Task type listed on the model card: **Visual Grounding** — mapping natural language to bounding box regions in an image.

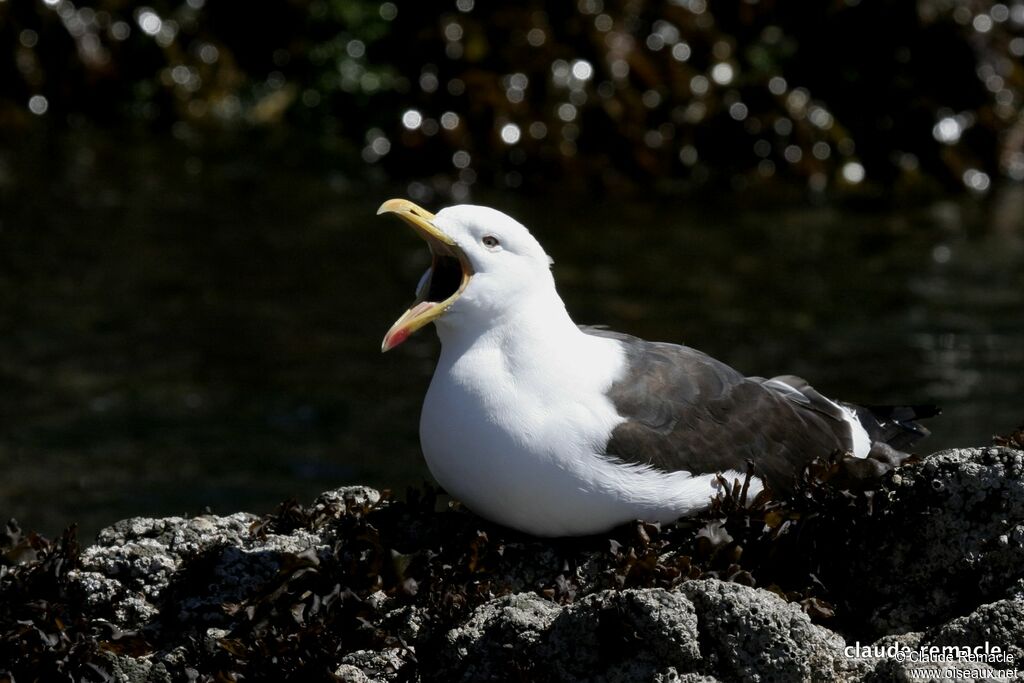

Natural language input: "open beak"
[378,198,473,351]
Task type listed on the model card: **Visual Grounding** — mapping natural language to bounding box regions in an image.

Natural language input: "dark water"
[2,132,1022,541]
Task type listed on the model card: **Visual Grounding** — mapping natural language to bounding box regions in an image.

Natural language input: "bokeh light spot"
[500,123,521,145]
[401,109,423,130]
[110,21,130,40]
[679,145,698,165]
[19,29,39,48]
[137,8,162,36]
[571,59,594,81]
[642,90,662,108]
[28,95,48,115]
[932,116,963,144]
[808,107,833,129]
[711,63,734,85]
[962,168,991,192]
[441,111,460,130]
[671,42,692,62]
[419,71,439,93]
[842,161,866,184]
[199,44,219,64]
[444,22,463,42]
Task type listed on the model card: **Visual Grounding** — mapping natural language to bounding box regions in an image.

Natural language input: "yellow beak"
[377,199,473,352]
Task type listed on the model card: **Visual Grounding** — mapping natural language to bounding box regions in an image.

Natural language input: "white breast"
[419,320,758,536]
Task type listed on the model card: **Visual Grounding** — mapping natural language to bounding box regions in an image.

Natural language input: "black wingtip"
[863,404,941,421]
[854,404,940,451]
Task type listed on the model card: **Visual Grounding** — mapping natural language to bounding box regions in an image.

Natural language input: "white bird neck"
[433,286,586,364]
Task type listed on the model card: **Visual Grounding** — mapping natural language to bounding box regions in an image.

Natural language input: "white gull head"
[432,204,557,324]
[377,200,559,350]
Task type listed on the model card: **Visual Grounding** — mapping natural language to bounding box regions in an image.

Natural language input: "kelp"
[993,423,1024,451]
[0,521,112,682]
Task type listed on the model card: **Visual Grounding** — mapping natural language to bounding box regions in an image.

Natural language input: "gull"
[378,199,934,536]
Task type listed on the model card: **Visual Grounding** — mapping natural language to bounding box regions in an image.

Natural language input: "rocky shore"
[2,439,1023,682]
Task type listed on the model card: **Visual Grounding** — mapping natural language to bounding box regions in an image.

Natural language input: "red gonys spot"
[390,329,410,348]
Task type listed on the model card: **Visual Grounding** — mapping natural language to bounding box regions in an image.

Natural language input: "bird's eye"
[482,235,500,249]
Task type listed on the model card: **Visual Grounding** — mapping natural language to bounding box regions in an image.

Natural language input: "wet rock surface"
[2,446,1023,682]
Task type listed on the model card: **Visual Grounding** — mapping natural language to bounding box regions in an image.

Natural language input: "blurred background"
[1,0,1022,540]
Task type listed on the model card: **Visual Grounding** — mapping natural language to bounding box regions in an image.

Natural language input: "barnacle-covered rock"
[541,588,702,681]
[439,592,561,681]
[679,579,856,682]
[335,648,415,683]
[431,580,868,682]
[3,445,1024,682]
[923,597,1024,663]
[840,447,1024,636]
[67,511,329,630]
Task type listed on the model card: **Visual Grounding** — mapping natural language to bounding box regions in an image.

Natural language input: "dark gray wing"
[581,326,852,491]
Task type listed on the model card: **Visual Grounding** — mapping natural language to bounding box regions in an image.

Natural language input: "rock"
[842,599,1024,682]
[336,648,415,683]
[854,632,924,683]
[542,588,701,682]
[314,486,382,510]
[841,447,1024,636]
[436,588,705,682]
[334,664,374,683]
[6,447,1024,682]
[138,646,196,683]
[67,511,328,630]
[102,651,155,683]
[435,581,861,682]
[439,592,561,681]
[923,597,1024,662]
[680,579,856,683]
